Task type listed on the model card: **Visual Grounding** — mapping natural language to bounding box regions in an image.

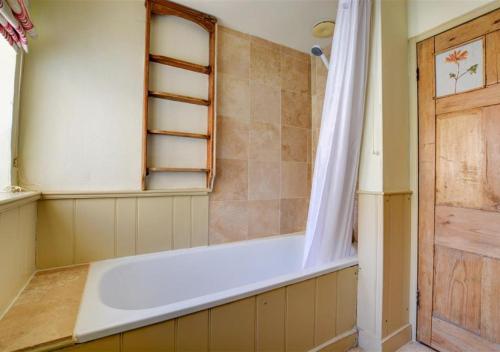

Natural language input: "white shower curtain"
[303,0,371,267]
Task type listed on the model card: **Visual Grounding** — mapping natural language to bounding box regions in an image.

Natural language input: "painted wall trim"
[41,189,209,200]
[410,0,500,42]
[309,328,357,352]
[357,190,413,196]
[0,191,40,213]
[381,324,412,352]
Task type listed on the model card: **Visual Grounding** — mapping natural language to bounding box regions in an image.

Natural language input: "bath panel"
[65,235,357,351]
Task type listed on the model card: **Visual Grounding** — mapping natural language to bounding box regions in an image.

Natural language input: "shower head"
[311,45,324,57]
[311,45,329,69]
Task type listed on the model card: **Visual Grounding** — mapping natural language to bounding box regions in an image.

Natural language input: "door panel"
[486,30,500,86]
[418,9,500,352]
[481,257,500,343]
[436,109,485,209]
[433,246,482,335]
[435,206,500,259]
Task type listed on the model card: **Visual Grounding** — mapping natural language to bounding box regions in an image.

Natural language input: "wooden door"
[417,8,500,352]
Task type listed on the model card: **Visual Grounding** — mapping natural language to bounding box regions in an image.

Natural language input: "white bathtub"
[75,234,358,342]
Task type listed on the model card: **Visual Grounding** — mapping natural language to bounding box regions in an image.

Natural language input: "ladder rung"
[148,129,210,139]
[149,91,210,106]
[150,54,211,74]
[148,167,210,173]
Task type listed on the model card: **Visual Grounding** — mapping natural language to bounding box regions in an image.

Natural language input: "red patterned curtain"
[0,0,35,52]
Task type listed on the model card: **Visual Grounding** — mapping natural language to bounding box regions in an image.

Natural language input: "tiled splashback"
[209,27,312,243]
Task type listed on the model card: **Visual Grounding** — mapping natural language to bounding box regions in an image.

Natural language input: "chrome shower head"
[311,45,329,69]
[311,45,323,57]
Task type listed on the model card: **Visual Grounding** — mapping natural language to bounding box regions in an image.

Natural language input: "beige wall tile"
[282,90,311,128]
[282,126,308,162]
[250,37,281,88]
[122,320,174,352]
[281,45,310,63]
[281,162,308,199]
[217,26,250,79]
[217,73,250,121]
[249,121,280,162]
[256,288,286,352]
[210,27,312,244]
[250,81,281,124]
[211,159,248,201]
[74,199,115,263]
[210,297,256,351]
[216,116,249,160]
[248,160,280,200]
[116,198,136,257]
[286,279,316,351]
[281,53,310,94]
[248,200,280,238]
[37,200,74,269]
[137,197,173,254]
[280,198,308,234]
[209,200,248,244]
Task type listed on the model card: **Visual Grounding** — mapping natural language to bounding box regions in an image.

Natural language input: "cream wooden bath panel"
[61,274,357,352]
[60,235,358,352]
[36,193,209,269]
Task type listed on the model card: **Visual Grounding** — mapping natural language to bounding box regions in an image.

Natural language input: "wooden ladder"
[142,0,217,190]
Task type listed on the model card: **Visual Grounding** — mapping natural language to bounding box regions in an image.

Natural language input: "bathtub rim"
[75,233,358,343]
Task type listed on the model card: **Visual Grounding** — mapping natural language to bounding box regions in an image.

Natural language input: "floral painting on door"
[435,37,484,97]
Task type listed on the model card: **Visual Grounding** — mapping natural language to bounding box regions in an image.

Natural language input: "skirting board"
[382,324,412,352]
[358,324,412,352]
[310,329,358,352]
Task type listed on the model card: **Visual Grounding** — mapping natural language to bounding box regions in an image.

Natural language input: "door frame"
[408,0,500,344]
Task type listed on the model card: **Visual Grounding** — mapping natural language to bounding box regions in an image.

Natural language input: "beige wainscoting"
[57,266,358,352]
[0,196,38,317]
[36,192,209,269]
[357,191,411,351]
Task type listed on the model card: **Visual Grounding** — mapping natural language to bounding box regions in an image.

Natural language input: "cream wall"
[19,0,144,191]
[357,1,412,350]
[408,0,496,38]
[0,197,38,317]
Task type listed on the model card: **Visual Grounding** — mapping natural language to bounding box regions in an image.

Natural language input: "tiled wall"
[209,27,312,243]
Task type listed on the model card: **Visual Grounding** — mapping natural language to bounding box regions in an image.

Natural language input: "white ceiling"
[174,0,338,53]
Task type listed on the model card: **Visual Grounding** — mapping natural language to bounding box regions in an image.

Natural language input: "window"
[0,38,20,190]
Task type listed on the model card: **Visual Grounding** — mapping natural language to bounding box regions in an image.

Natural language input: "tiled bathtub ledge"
[0,265,89,352]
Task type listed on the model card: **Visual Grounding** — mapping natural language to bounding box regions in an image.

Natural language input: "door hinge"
[416,68,420,81]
